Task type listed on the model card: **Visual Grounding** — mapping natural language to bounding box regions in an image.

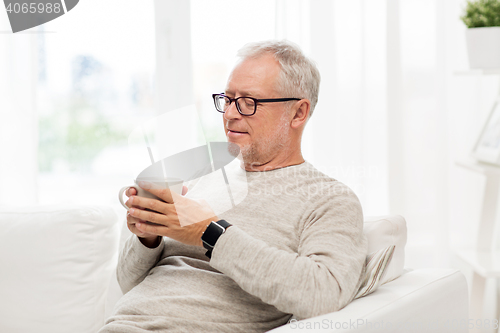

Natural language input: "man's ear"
[291,99,311,129]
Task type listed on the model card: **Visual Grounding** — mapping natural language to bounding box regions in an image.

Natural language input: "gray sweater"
[101,161,367,333]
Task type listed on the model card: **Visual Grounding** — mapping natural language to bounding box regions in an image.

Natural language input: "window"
[36,0,277,206]
[37,1,156,206]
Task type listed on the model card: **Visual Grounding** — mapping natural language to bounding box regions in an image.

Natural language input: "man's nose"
[223,101,242,120]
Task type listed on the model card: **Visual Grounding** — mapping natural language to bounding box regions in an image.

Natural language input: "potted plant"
[461,0,500,69]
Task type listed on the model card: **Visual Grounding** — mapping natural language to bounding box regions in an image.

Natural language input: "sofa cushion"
[363,215,407,285]
[0,205,119,333]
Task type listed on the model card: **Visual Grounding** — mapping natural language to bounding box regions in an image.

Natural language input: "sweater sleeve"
[116,235,165,294]
[209,186,367,320]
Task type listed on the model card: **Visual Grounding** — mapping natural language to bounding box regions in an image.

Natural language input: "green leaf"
[461,0,500,28]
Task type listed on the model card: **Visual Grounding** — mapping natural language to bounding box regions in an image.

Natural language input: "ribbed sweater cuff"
[130,235,165,265]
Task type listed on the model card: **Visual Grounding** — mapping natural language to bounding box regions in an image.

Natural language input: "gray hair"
[236,40,321,117]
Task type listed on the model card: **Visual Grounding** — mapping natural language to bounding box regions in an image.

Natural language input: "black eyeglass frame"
[212,93,301,116]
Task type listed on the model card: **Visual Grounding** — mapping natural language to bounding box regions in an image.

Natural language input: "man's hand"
[125,182,217,248]
[124,185,189,248]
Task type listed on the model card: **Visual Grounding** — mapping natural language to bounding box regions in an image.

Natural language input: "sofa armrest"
[267,269,469,333]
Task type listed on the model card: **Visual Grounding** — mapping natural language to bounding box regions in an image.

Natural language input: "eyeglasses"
[212,93,301,116]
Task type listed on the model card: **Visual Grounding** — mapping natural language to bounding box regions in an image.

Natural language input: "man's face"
[223,54,292,166]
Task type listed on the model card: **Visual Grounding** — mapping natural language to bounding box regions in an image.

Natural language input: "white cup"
[118,177,183,210]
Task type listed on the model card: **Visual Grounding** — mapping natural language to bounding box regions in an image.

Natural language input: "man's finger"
[129,207,168,227]
[139,181,179,203]
[136,221,169,235]
[128,196,167,214]
[125,197,144,209]
[182,185,188,196]
[126,187,138,197]
[126,213,143,225]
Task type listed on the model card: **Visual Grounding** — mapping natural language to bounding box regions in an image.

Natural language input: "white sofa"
[0,205,468,333]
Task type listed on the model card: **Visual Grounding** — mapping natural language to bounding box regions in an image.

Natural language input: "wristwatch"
[201,219,232,258]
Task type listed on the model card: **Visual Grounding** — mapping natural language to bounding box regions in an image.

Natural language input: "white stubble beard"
[230,110,292,167]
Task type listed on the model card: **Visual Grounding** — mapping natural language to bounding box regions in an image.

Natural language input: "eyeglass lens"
[215,95,255,115]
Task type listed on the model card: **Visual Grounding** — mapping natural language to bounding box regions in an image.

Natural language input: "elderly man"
[100,40,367,333]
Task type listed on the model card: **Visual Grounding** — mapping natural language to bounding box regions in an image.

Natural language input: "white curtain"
[153,0,202,161]
[275,0,487,272]
[0,14,39,205]
[276,0,389,217]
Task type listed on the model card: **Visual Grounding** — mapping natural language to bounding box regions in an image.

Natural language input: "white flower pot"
[466,27,500,69]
